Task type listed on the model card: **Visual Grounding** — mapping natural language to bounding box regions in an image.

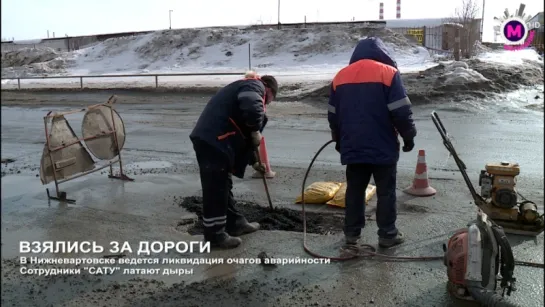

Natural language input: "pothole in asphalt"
[176,196,343,235]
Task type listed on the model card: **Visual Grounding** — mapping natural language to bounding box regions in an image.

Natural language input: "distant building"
[528,12,544,53]
[528,12,544,32]
[1,30,153,53]
[384,18,482,55]
[384,18,447,28]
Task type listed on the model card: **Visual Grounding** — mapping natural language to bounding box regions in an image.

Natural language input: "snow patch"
[441,61,488,85]
[477,49,544,65]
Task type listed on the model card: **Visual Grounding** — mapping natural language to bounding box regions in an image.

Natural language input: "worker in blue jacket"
[328,37,416,249]
[190,73,278,249]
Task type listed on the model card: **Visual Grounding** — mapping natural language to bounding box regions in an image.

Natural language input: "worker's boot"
[344,236,359,246]
[205,232,242,249]
[226,218,260,237]
[378,231,405,248]
[340,236,360,256]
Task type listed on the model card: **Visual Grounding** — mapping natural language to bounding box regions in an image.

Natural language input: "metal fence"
[530,29,544,53]
[388,26,452,57]
[0,72,247,90]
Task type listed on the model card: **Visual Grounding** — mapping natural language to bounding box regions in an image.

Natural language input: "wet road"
[1,90,544,307]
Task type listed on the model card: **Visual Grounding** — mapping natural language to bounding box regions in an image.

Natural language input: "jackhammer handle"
[431,114,446,140]
[431,112,469,170]
[254,148,274,211]
[431,111,480,203]
[431,111,447,135]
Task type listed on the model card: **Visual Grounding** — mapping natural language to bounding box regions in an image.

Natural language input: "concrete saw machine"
[431,111,544,236]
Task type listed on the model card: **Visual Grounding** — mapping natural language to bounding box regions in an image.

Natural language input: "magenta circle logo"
[501,17,528,44]
[503,20,526,42]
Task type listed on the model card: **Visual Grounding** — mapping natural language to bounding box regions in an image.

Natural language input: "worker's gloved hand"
[330,130,338,142]
[402,139,414,152]
[252,162,267,173]
[250,131,262,147]
[331,130,341,153]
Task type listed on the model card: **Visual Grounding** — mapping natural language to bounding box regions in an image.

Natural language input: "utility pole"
[480,0,485,41]
[169,10,173,30]
[277,0,280,29]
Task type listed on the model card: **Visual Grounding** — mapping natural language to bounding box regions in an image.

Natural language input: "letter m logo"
[506,25,522,38]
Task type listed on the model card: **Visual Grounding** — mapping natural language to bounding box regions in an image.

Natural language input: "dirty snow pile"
[1,47,68,76]
[436,49,543,87]
[404,53,543,102]
[2,47,58,66]
[438,61,489,86]
[401,50,544,102]
[301,50,543,103]
[1,25,436,78]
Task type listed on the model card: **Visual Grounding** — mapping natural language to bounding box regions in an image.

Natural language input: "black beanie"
[260,75,278,97]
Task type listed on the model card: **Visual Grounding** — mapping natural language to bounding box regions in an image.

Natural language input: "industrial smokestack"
[379,2,384,20]
[47,30,49,38]
[396,0,401,19]
[53,32,55,38]
[517,4,526,17]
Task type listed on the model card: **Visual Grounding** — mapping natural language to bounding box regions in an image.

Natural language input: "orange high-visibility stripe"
[228,117,247,138]
[217,131,236,140]
[332,59,397,90]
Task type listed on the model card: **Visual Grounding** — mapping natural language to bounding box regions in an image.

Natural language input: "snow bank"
[1,26,436,78]
[1,47,60,67]
[3,26,541,99]
[440,61,488,86]
[299,55,543,104]
[477,49,544,65]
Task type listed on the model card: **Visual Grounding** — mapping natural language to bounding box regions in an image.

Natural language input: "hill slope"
[1,25,435,78]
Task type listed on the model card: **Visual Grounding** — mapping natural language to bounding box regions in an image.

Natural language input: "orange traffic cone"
[404,149,436,197]
[252,136,276,179]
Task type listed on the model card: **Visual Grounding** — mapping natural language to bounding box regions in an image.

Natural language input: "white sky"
[1,0,543,41]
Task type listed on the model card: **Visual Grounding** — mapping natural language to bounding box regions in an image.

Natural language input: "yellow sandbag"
[326,183,377,208]
[295,182,342,204]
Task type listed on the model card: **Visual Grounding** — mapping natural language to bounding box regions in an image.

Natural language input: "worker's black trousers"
[193,140,248,241]
[344,163,399,239]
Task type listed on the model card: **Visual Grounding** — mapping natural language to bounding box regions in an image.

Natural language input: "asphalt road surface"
[1,89,543,307]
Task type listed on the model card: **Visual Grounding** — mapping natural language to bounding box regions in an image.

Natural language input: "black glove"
[402,139,414,152]
[260,115,268,132]
[330,130,338,142]
[331,131,340,153]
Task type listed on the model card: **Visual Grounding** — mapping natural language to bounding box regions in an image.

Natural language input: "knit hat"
[244,70,257,78]
[260,75,278,98]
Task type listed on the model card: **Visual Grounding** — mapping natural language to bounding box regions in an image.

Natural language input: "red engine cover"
[445,228,469,286]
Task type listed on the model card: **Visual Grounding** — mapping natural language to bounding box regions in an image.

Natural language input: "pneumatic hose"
[466,282,518,307]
